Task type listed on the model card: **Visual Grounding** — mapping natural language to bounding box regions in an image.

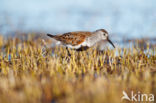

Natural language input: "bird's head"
[95,29,115,48]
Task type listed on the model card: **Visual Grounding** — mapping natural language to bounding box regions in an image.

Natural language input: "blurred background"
[0,0,156,40]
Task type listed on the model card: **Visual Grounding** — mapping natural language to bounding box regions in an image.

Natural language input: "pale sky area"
[0,0,156,38]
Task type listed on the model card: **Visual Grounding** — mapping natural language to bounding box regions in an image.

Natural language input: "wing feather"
[54,31,92,46]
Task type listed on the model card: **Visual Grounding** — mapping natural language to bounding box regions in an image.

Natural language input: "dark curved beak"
[107,38,115,48]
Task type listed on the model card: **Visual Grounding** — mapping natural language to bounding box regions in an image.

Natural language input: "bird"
[47,29,115,55]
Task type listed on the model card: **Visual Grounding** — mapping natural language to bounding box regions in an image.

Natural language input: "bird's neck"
[87,33,102,47]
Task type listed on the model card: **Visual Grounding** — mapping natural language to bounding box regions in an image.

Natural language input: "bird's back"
[51,31,92,46]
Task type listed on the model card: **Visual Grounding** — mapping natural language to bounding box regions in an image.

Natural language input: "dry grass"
[0,34,155,103]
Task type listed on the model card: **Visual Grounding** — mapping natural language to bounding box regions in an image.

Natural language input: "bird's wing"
[54,31,92,46]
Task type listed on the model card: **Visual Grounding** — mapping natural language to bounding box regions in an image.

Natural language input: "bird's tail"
[47,33,55,38]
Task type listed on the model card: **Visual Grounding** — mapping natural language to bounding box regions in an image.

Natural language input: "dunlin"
[47,29,115,55]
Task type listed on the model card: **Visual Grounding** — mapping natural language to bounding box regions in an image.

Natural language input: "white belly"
[65,41,89,49]
[62,36,100,49]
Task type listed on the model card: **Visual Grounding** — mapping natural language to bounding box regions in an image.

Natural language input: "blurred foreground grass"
[0,34,156,103]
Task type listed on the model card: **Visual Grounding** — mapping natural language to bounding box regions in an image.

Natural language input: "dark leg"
[76,46,89,51]
[66,47,71,57]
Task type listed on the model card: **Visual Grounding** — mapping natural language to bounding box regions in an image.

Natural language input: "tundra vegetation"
[0,34,155,103]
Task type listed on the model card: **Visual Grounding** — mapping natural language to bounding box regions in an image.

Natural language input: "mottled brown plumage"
[50,31,92,46]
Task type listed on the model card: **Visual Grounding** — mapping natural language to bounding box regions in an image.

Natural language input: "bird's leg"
[66,47,71,57]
